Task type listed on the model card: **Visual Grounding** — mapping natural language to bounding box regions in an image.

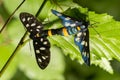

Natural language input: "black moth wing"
[19,12,43,35]
[33,36,50,69]
[74,30,90,66]
[82,30,90,65]
[19,12,50,69]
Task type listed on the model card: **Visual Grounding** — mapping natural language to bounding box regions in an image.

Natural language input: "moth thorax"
[29,33,40,39]
[36,33,40,37]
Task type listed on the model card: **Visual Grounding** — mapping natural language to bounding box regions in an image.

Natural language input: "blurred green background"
[0,0,120,80]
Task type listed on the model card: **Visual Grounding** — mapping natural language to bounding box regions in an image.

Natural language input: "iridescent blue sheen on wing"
[52,9,90,66]
[74,30,90,65]
[51,9,82,28]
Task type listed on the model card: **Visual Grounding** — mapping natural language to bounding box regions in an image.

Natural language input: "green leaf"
[47,7,120,74]
[1,0,120,79]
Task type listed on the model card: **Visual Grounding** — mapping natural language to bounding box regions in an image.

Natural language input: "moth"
[19,10,90,69]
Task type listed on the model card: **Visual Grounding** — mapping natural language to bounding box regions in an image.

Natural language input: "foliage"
[0,0,120,80]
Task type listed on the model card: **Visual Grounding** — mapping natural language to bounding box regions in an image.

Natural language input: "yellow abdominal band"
[48,30,52,36]
[62,28,68,36]
[77,26,81,31]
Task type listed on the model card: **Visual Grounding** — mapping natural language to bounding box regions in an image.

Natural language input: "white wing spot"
[30,29,33,32]
[27,17,30,21]
[36,50,40,53]
[81,41,85,45]
[30,17,33,19]
[37,25,41,28]
[43,41,47,45]
[26,24,29,27]
[81,25,85,29]
[84,33,86,36]
[65,22,70,26]
[65,17,71,20]
[22,18,26,22]
[85,42,88,46]
[77,32,82,37]
[42,56,46,60]
[87,53,89,58]
[75,21,79,23]
[70,23,76,27]
[40,47,46,50]
[82,52,87,57]
[75,37,80,42]
[56,13,62,16]
[45,56,48,58]
[31,23,36,26]
[35,42,38,45]
[40,38,43,42]
[38,58,42,63]
[36,29,40,32]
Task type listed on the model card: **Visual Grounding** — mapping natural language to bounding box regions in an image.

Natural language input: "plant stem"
[0,0,25,34]
[0,0,47,77]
